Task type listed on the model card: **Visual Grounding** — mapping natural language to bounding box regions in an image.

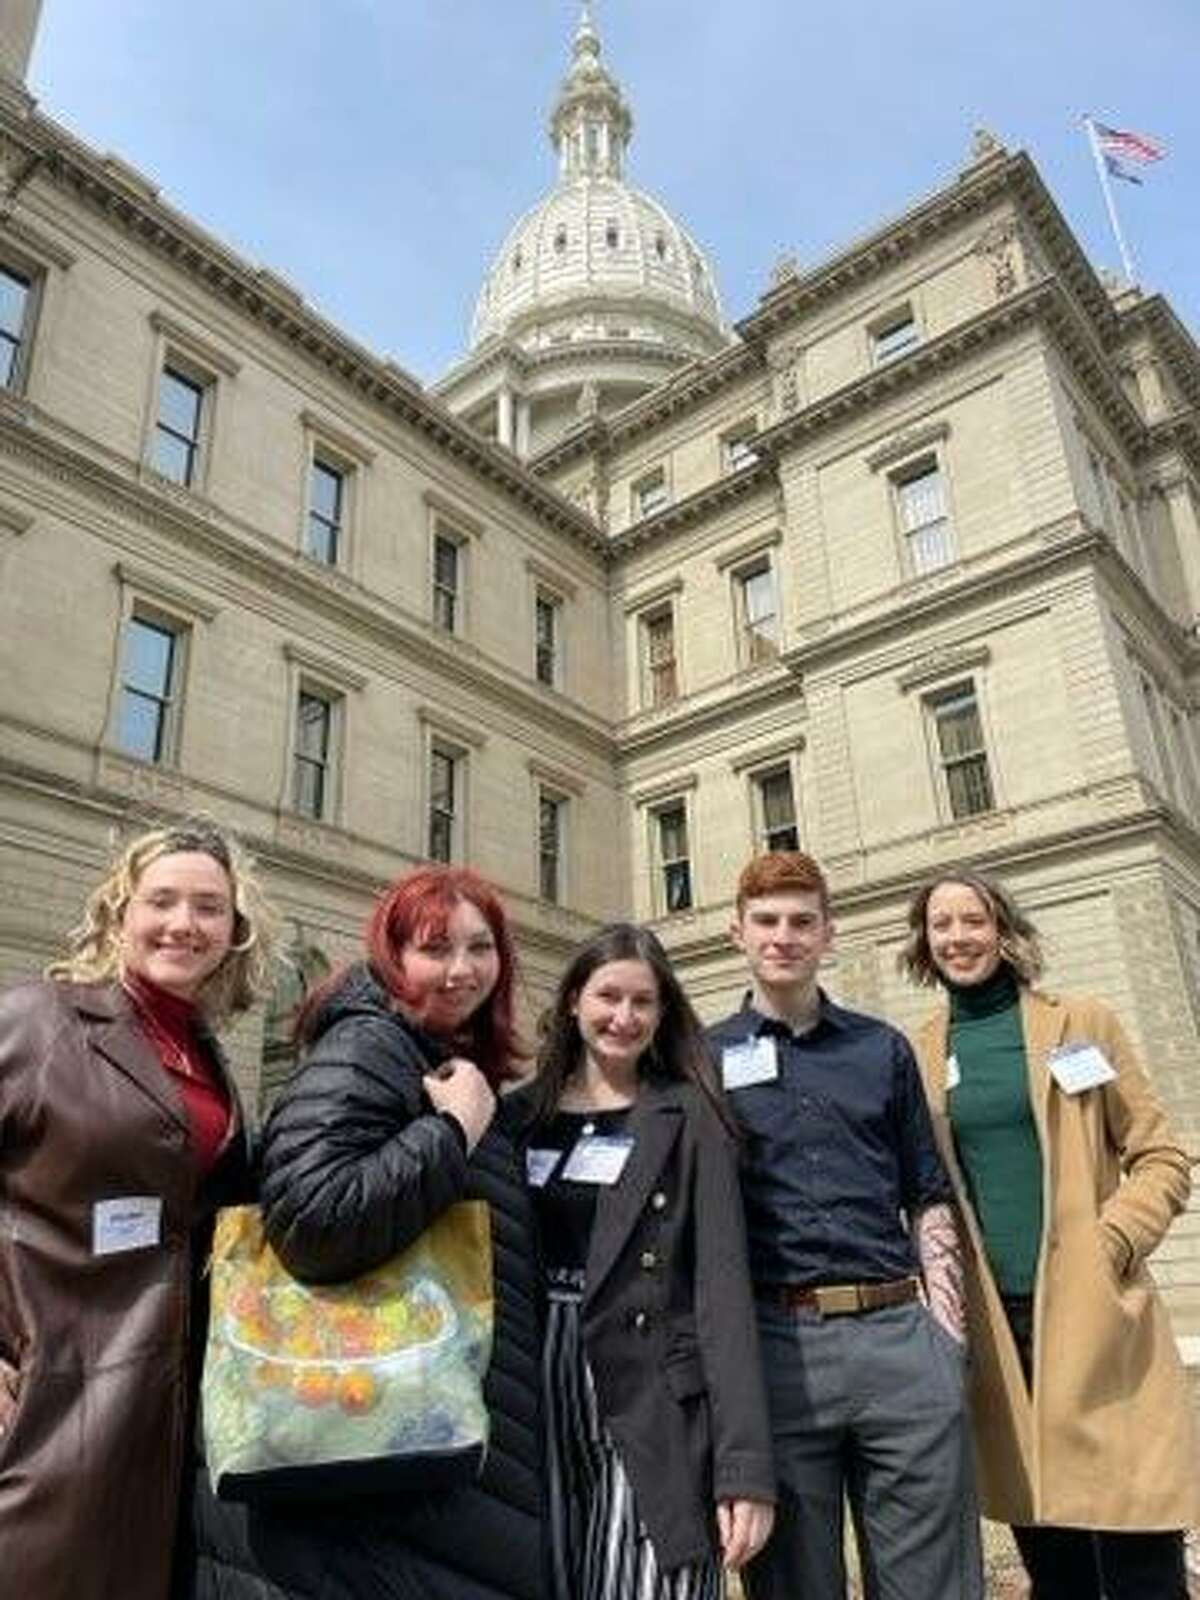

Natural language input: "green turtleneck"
[947,965,1043,1295]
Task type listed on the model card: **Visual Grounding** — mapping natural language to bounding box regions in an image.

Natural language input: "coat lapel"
[73,983,191,1131]
[1020,988,1067,1138]
[585,1084,684,1305]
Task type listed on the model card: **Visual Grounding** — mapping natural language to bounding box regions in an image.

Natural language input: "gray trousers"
[745,1299,983,1600]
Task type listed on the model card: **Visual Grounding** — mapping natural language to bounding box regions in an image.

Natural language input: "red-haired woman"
[191,865,544,1600]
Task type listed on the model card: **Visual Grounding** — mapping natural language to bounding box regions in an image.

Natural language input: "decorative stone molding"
[730,733,805,773]
[416,705,487,749]
[114,559,218,622]
[149,310,241,378]
[896,643,992,693]
[714,527,782,572]
[283,640,368,693]
[631,771,698,808]
[525,554,578,599]
[973,219,1021,300]
[299,408,375,466]
[865,420,951,473]
[526,757,585,796]
[0,210,73,269]
[622,574,683,615]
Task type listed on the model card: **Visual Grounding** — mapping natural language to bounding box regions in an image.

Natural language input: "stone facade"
[1,7,1199,1359]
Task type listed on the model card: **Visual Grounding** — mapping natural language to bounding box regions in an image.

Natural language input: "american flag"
[1093,121,1167,185]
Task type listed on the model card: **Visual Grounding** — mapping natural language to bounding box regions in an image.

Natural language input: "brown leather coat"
[0,978,250,1600]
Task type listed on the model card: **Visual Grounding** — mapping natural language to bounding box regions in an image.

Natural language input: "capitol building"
[1,3,1199,1345]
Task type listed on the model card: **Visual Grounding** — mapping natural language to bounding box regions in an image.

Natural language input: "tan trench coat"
[0,978,249,1600]
[913,986,1200,1530]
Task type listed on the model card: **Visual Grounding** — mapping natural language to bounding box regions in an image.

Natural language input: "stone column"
[0,0,42,85]
[496,385,514,450]
[515,398,532,458]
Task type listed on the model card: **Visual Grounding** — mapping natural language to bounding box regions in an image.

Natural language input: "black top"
[709,993,952,1287]
[528,1105,635,1274]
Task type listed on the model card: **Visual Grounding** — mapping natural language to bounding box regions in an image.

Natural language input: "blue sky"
[28,1,1199,383]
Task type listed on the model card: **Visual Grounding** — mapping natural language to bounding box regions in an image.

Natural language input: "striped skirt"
[543,1276,724,1600]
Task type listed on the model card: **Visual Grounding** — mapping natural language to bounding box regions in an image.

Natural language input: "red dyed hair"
[736,850,831,916]
[300,866,526,1086]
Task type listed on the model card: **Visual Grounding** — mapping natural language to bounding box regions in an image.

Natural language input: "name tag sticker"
[721,1037,779,1090]
[92,1196,162,1257]
[561,1134,634,1186]
[1048,1044,1116,1096]
[525,1148,561,1188]
[945,1054,961,1091]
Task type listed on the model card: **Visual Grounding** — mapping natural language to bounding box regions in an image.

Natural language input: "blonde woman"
[901,869,1198,1600]
[0,816,276,1600]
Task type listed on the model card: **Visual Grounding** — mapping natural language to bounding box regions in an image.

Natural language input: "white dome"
[469,6,726,360]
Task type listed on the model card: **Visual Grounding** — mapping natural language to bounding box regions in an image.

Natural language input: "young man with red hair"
[709,851,983,1599]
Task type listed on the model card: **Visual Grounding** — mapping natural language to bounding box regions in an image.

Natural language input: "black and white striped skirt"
[543,1276,724,1600]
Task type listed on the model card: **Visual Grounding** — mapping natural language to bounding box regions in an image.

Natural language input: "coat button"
[639,1249,658,1271]
[651,1190,667,1211]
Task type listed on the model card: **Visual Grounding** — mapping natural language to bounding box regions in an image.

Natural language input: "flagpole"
[1083,114,1137,283]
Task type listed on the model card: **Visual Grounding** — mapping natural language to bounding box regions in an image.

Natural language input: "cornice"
[604,341,763,443]
[529,415,612,474]
[616,666,804,760]
[610,454,776,553]
[1118,293,1200,411]
[0,410,618,756]
[0,110,605,556]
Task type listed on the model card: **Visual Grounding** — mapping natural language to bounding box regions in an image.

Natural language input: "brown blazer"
[519,1077,775,1570]
[913,987,1200,1530]
[0,978,250,1600]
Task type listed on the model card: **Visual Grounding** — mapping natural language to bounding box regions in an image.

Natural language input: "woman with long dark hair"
[192,864,544,1600]
[901,869,1198,1600]
[518,922,774,1600]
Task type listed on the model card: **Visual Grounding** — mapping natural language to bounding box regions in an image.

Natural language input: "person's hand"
[425,1057,496,1153]
[716,1497,775,1569]
[0,1357,19,1436]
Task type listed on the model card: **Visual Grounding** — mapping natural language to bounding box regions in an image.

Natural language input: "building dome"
[470,5,726,360]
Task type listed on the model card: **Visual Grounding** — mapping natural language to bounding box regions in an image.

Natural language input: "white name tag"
[945,1054,961,1091]
[92,1196,162,1256]
[721,1037,779,1090]
[561,1134,634,1186]
[1048,1043,1116,1095]
[525,1148,561,1188]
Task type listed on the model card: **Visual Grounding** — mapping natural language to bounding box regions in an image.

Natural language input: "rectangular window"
[153,366,205,486]
[293,690,333,820]
[538,791,564,903]
[1140,675,1178,800]
[873,310,920,365]
[633,468,669,520]
[433,531,461,632]
[0,265,32,390]
[535,592,560,686]
[756,768,799,852]
[737,563,779,664]
[428,746,458,862]
[642,607,679,707]
[117,615,179,762]
[307,458,345,565]
[657,804,693,912]
[723,424,759,474]
[895,458,954,574]
[930,682,994,819]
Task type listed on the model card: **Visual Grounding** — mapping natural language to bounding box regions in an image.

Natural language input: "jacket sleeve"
[260,1014,469,1284]
[1092,999,1193,1272]
[691,1098,775,1507]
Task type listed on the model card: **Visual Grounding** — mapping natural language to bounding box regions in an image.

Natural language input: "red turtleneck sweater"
[123,971,232,1179]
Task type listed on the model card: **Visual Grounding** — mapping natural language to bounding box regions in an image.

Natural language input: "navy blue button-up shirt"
[709,993,952,1288]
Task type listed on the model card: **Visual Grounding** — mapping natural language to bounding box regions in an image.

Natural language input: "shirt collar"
[735,988,847,1041]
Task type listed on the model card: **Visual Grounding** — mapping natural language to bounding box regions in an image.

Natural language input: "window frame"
[280,641,365,829]
[0,260,37,395]
[631,465,670,522]
[640,601,680,709]
[891,451,956,578]
[292,685,336,822]
[536,787,567,904]
[534,588,563,689]
[106,562,217,770]
[427,742,461,864]
[870,304,921,366]
[753,763,800,853]
[152,362,207,488]
[651,797,695,915]
[721,418,759,475]
[925,678,997,822]
[116,609,185,766]
[732,557,780,667]
[431,521,468,635]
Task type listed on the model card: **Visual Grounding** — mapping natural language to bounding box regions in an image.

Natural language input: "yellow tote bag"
[202,1200,493,1503]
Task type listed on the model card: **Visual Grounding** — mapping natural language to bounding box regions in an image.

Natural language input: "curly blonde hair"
[47,816,279,1023]
[898,869,1044,989]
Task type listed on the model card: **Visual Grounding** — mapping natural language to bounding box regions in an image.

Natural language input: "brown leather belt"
[756,1276,921,1317]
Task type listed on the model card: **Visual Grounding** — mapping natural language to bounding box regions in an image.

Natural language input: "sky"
[27,1,1200,385]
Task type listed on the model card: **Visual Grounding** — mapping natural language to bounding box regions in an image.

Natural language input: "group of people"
[0,815,1195,1600]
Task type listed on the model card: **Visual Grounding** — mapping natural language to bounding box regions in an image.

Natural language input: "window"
[538,791,565,903]
[0,265,32,390]
[605,221,619,249]
[117,614,181,763]
[535,591,561,687]
[929,682,994,819]
[428,746,459,862]
[736,563,779,664]
[642,607,679,707]
[872,309,920,365]
[723,424,759,474]
[895,457,954,574]
[656,804,693,913]
[632,468,669,520]
[292,690,334,820]
[153,365,205,486]
[306,458,345,565]
[432,529,463,633]
[756,768,799,852]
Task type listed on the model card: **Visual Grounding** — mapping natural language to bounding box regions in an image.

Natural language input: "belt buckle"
[812,1283,862,1317]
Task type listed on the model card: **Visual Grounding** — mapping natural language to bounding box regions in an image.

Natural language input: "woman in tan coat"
[901,869,1197,1599]
[0,817,275,1600]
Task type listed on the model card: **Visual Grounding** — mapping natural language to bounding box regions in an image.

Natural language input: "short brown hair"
[736,851,831,916]
[898,869,1044,989]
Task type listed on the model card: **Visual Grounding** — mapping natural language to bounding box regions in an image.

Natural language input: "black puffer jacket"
[189,966,545,1600]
